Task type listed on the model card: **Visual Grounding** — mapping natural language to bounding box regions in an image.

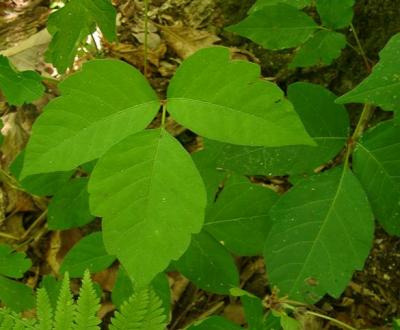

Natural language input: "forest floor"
[0,0,400,329]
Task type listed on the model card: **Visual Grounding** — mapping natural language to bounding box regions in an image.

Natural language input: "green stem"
[305,311,357,330]
[143,0,149,76]
[350,23,371,71]
[161,104,167,128]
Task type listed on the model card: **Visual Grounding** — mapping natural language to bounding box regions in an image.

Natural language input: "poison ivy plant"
[337,32,400,113]
[46,0,117,73]
[23,46,312,288]
[228,1,354,68]
[264,167,374,303]
[0,245,34,312]
[0,55,44,106]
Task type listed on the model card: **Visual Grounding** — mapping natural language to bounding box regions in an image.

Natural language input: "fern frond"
[0,310,15,330]
[109,288,167,330]
[54,273,74,330]
[74,270,101,330]
[0,308,35,330]
[35,288,53,330]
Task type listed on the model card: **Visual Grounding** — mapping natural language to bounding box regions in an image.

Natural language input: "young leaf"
[226,5,318,50]
[205,175,279,256]
[22,60,160,177]
[240,294,266,330]
[0,276,35,312]
[316,0,355,29]
[48,178,93,230]
[336,32,400,112]
[89,129,207,287]
[60,232,116,277]
[264,167,374,303]
[74,270,101,330]
[248,0,311,13]
[110,288,167,330]
[187,316,242,330]
[46,0,116,72]
[174,231,239,294]
[167,47,314,147]
[54,274,74,330]
[290,30,346,68]
[10,150,73,196]
[353,120,400,236]
[206,82,349,176]
[0,245,31,278]
[36,288,53,330]
[0,55,44,106]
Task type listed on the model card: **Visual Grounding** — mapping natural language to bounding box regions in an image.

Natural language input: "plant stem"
[350,23,371,71]
[143,0,149,76]
[351,104,375,142]
[161,104,167,128]
[306,311,357,330]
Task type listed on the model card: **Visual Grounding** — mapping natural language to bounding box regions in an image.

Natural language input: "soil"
[1,0,400,329]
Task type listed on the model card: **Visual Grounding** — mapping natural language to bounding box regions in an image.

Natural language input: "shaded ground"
[0,0,400,329]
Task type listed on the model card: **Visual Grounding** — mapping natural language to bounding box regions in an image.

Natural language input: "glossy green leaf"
[168,47,313,147]
[207,82,349,176]
[22,60,160,178]
[272,311,300,330]
[46,0,116,72]
[337,32,400,111]
[48,177,93,230]
[187,316,242,330]
[249,0,311,13]
[264,167,374,303]
[205,175,279,256]
[316,0,355,29]
[290,31,346,68]
[353,120,400,235]
[0,276,34,312]
[10,150,73,196]
[0,55,44,106]
[240,294,265,330]
[88,129,207,287]
[60,232,116,277]
[175,231,239,294]
[227,5,318,50]
[0,245,31,278]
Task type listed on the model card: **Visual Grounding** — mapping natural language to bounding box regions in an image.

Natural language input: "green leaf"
[290,31,346,68]
[112,268,171,316]
[10,151,73,196]
[48,178,93,230]
[60,232,116,277]
[226,5,318,50]
[167,47,313,147]
[0,55,44,106]
[249,0,311,13]
[272,311,300,330]
[264,167,374,303]
[54,274,74,330]
[192,142,226,203]
[75,270,101,330]
[36,288,53,330]
[88,129,207,287]
[110,288,167,330]
[316,0,355,29]
[336,32,400,111]
[207,82,349,176]
[187,316,242,330]
[174,231,239,294]
[46,0,116,72]
[394,319,400,330]
[205,175,279,256]
[0,276,35,312]
[0,245,31,278]
[240,295,266,330]
[22,60,160,178]
[353,120,400,235]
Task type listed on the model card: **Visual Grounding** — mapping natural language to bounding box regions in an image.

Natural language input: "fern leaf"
[54,273,74,330]
[0,308,35,330]
[0,311,15,330]
[109,288,167,330]
[36,288,53,330]
[74,270,101,330]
